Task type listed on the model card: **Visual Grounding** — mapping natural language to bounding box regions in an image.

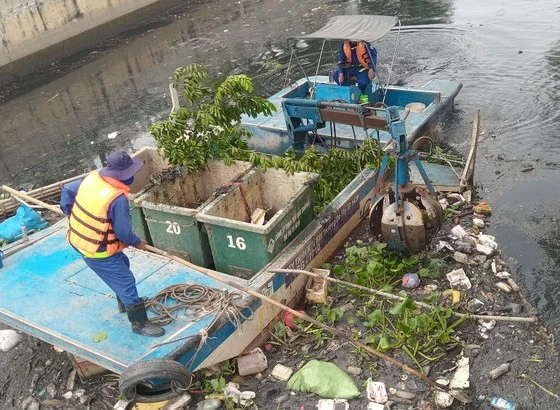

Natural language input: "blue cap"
[99,151,143,181]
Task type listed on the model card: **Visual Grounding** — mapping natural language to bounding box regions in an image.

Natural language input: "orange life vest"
[343,41,371,71]
[67,171,129,258]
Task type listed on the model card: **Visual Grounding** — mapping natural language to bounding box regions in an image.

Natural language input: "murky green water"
[1,0,559,329]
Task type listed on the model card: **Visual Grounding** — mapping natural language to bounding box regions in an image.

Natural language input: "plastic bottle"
[490,396,518,409]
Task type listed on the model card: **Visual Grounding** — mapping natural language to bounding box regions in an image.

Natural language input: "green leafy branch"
[334,243,418,291]
[151,64,276,172]
[151,64,387,214]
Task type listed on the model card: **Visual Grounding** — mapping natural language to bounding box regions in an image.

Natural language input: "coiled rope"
[146,283,252,327]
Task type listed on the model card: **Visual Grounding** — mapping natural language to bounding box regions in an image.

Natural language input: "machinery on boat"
[283,92,445,253]
[370,107,444,253]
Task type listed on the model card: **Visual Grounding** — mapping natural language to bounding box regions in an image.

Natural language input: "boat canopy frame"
[284,15,402,98]
[292,15,399,42]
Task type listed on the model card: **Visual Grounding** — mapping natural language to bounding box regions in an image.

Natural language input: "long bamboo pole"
[269,268,537,323]
[8,189,470,402]
[0,173,87,218]
[1,185,64,214]
[145,245,471,402]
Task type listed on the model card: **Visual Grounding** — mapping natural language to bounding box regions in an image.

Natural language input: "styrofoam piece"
[317,399,349,410]
[434,391,454,408]
[446,269,472,291]
[366,380,388,403]
[451,225,468,239]
[449,356,470,389]
[0,329,22,351]
[271,363,293,381]
[476,243,494,256]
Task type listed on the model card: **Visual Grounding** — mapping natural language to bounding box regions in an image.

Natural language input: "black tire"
[119,359,192,403]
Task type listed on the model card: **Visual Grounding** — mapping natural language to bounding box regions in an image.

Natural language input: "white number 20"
[227,235,246,250]
[165,221,181,235]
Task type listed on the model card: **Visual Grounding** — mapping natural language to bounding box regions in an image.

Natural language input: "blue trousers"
[333,67,370,92]
[82,251,141,306]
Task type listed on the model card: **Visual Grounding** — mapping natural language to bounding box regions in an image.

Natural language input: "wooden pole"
[0,173,87,219]
[145,245,470,402]
[1,185,64,214]
[270,268,537,323]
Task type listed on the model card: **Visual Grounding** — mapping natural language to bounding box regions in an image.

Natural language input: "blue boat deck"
[0,221,250,374]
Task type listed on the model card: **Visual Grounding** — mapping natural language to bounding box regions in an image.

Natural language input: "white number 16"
[227,235,246,250]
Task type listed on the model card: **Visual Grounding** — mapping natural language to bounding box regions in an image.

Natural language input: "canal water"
[0,0,559,331]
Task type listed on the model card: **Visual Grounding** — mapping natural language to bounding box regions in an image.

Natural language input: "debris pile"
[180,190,550,410]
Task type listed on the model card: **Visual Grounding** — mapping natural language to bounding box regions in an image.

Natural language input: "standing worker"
[60,150,165,337]
[332,40,377,92]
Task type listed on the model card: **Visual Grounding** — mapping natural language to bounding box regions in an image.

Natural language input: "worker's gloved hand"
[338,72,344,84]
[134,240,147,250]
[368,68,375,80]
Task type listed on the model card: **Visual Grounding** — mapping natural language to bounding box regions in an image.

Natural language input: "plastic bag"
[287,360,360,399]
[0,205,48,244]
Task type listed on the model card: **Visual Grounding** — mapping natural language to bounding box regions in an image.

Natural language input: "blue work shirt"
[339,41,378,71]
[60,178,141,249]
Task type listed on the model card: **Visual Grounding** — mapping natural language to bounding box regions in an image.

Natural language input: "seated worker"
[332,40,377,92]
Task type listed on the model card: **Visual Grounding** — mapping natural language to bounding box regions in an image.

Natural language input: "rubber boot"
[117,296,148,313]
[125,301,165,337]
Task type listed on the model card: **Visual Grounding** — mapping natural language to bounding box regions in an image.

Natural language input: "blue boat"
[241,15,462,156]
[0,166,382,402]
[0,15,472,403]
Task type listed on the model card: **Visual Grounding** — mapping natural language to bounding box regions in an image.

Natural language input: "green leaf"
[365,334,379,345]
[92,331,108,343]
[389,298,416,316]
[379,284,393,293]
[210,376,226,392]
[418,268,430,277]
[368,309,385,324]
[333,265,345,275]
[378,336,391,350]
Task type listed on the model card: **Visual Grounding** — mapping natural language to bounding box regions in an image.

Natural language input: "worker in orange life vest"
[60,151,165,337]
[332,40,377,92]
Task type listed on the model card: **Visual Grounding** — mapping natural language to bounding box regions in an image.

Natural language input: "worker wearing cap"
[332,40,377,92]
[60,151,165,337]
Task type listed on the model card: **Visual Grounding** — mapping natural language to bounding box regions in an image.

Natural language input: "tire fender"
[119,359,192,403]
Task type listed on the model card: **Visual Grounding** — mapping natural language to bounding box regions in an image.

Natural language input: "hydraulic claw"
[369,106,443,253]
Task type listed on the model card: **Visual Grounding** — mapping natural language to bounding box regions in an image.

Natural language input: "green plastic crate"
[135,161,253,267]
[196,168,318,278]
[129,147,170,244]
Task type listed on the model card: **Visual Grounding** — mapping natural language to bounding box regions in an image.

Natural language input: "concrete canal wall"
[0,0,161,78]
